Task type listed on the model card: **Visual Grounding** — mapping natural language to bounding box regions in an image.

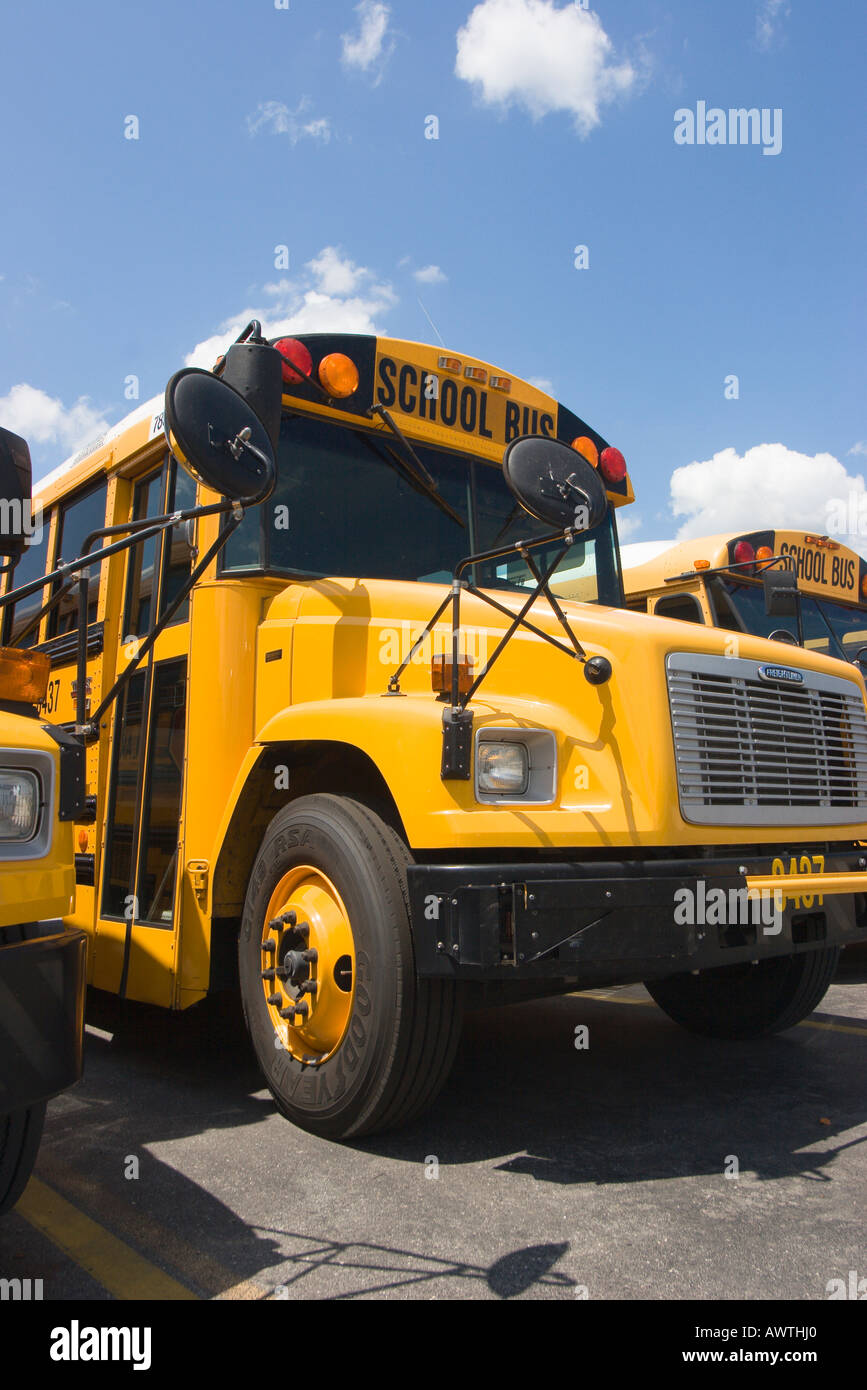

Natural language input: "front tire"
[0,1105,46,1216]
[645,947,839,1039]
[239,795,463,1139]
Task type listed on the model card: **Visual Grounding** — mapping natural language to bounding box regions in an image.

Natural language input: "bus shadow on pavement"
[34,987,285,1299]
[353,991,867,1188]
[39,989,582,1298]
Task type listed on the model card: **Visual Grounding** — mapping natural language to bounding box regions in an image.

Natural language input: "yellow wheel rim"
[260,865,355,1064]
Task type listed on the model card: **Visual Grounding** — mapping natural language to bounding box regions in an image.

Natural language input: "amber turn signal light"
[431,653,474,696]
[318,353,359,399]
[0,647,50,704]
[571,436,598,467]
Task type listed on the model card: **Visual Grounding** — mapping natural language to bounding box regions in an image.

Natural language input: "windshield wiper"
[366,403,465,528]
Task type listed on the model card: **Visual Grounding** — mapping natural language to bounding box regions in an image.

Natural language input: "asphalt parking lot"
[3,955,865,1302]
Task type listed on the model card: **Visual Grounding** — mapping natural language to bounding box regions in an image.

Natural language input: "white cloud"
[455,0,635,136]
[413,264,447,285]
[0,383,110,453]
[246,98,332,144]
[262,278,294,297]
[614,511,644,542]
[756,0,790,51]
[184,247,397,368]
[847,441,867,458]
[308,246,369,297]
[341,2,394,81]
[670,442,867,557]
[527,376,554,394]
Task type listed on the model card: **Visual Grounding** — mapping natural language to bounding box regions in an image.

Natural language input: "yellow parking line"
[799,1019,867,1037]
[32,1156,269,1301]
[16,1178,199,1301]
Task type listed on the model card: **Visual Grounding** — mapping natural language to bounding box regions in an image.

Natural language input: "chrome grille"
[666,653,867,825]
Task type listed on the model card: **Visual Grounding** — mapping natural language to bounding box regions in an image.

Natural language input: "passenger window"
[122,460,196,640]
[123,469,164,640]
[49,481,108,636]
[653,594,705,624]
[4,511,52,647]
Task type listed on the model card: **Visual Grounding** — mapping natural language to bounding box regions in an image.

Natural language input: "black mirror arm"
[75,439,274,726]
[12,576,79,649]
[72,444,274,729]
[81,507,246,734]
[229,437,276,508]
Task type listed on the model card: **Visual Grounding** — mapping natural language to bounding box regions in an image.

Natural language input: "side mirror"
[502,435,609,532]
[852,646,867,668]
[0,428,34,559]
[763,566,800,616]
[164,368,276,503]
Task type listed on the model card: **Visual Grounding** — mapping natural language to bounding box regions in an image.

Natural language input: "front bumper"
[408,848,867,986]
[0,923,87,1113]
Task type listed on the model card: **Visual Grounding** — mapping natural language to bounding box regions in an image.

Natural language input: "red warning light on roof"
[273,337,313,385]
[599,446,626,484]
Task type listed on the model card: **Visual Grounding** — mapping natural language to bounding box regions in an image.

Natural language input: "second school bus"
[5,331,867,1138]
[618,529,867,661]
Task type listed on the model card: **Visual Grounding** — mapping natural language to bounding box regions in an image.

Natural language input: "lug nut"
[267,993,283,1007]
[260,968,276,981]
[261,939,276,954]
[299,979,318,996]
[294,1001,309,1018]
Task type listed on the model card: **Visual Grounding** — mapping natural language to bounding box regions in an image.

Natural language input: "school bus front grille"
[666,652,867,826]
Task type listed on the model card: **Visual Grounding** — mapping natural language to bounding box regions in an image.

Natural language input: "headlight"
[0,769,40,841]
[475,730,557,802]
[478,742,529,794]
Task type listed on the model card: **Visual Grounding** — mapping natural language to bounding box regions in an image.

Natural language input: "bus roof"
[621,533,736,591]
[32,333,635,511]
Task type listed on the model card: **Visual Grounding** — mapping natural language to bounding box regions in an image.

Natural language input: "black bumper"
[0,923,87,1113]
[407,849,867,986]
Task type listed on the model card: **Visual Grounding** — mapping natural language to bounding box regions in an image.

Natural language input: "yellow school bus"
[0,363,272,1206]
[5,331,867,1140]
[618,530,867,661]
[0,427,85,1214]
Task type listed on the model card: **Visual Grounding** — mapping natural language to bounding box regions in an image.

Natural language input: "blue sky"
[0,0,864,547]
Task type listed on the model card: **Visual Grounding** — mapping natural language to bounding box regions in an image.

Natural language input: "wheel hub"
[259,866,355,1063]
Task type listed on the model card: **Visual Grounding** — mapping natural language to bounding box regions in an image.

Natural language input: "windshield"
[221,411,623,603]
[709,578,867,662]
